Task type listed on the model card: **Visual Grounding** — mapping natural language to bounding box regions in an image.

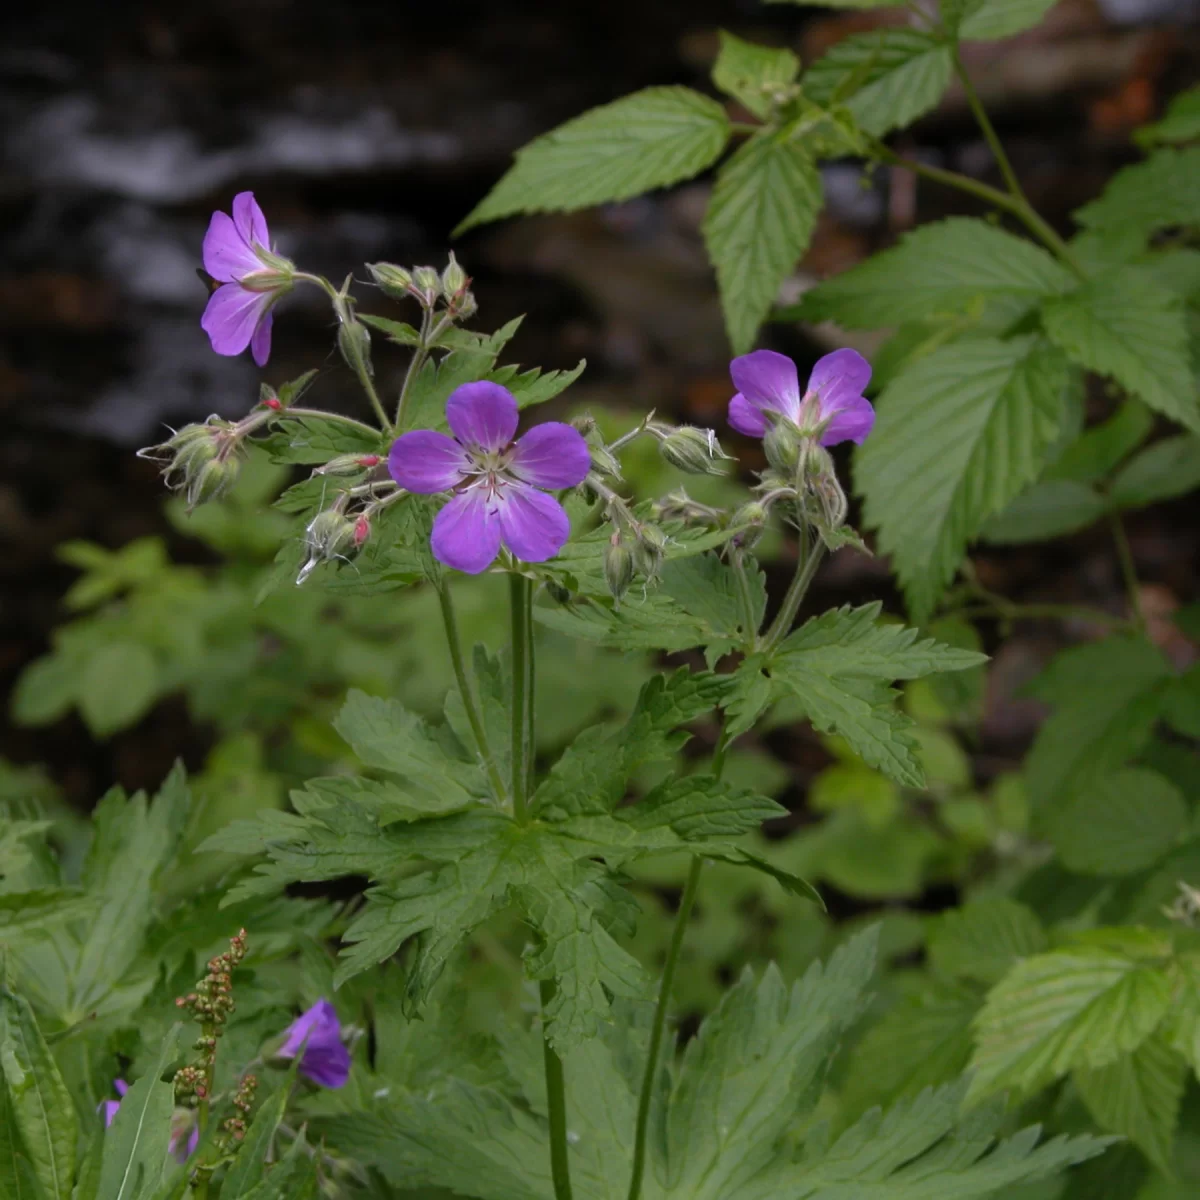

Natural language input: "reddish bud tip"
[262,397,282,411]
[354,515,371,547]
[357,454,381,467]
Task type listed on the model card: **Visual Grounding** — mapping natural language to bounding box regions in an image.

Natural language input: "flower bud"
[367,262,413,299]
[632,522,667,583]
[187,457,238,510]
[604,536,635,603]
[763,420,801,474]
[353,514,371,547]
[337,318,373,379]
[451,289,478,319]
[297,509,358,584]
[658,426,730,476]
[412,266,441,305]
[588,443,623,480]
[441,253,468,299]
[731,500,768,549]
[315,453,382,477]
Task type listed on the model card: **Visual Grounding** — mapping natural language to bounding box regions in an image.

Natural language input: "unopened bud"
[570,414,596,435]
[441,253,468,299]
[316,453,382,477]
[632,523,667,582]
[367,262,414,299]
[588,443,623,480]
[731,500,768,549]
[187,458,238,509]
[353,514,371,547]
[451,289,478,319]
[412,266,441,304]
[337,319,373,379]
[604,537,635,603]
[763,420,801,474]
[658,426,730,476]
[298,509,358,583]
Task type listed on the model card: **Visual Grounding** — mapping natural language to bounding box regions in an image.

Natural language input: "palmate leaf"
[703,129,823,354]
[456,87,730,233]
[857,335,1072,619]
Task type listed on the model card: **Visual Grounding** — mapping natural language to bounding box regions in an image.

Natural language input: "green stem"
[394,311,454,428]
[438,580,508,803]
[763,530,825,651]
[281,407,380,436]
[731,551,762,651]
[952,601,1131,631]
[627,725,731,1200]
[510,573,531,823]
[1109,513,1146,633]
[540,979,575,1200]
[354,369,390,433]
[953,51,1024,202]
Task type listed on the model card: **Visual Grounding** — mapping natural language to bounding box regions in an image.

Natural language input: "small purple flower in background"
[279,998,351,1088]
[200,191,293,367]
[388,381,591,574]
[727,348,874,447]
[168,1113,200,1163]
[100,1078,127,1127]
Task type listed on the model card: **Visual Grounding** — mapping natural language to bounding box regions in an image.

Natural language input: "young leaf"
[456,87,731,233]
[1109,435,1200,509]
[711,30,799,119]
[928,896,1047,986]
[803,29,952,137]
[0,986,77,1200]
[952,0,1060,41]
[1074,1032,1186,1175]
[857,335,1072,618]
[797,217,1073,330]
[1073,147,1200,241]
[703,129,823,354]
[968,945,1173,1101]
[1042,267,1199,432]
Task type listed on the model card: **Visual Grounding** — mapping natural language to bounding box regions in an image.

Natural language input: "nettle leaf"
[456,87,730,233]
[1136,83,1200,148]
[703,129,823,354]
[1042,267,1200,433]
[798,218,1072,330]
[711,30,799,120]
[928,896,1047,986]
[767,603,985,786]
[857,335,1071,619]
[803,29,952,138]
[1074,1032,1185,1175]
[1110,434,1200,509]
[1073,146,1200,242]
[967,942,1173,1102]
[951,0,1060,41]
[1025,637,1173,810]
[258,415,385,466]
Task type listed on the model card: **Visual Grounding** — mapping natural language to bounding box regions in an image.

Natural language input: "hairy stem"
[394,311,454,429]
[281,407,381,437]
[438,580,508,803]
[731,551,762,651]
[627,726,730,1200]
[355,365,390,432]
[540,979,575,1200]
[510,573,531,823]
[1109,513,1146,633]
[763,529,825,651]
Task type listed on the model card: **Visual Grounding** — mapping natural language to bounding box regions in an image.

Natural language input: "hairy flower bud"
[412,266,441,305]
[297,508,360,582]
[762,420,802,474]
[604,536,635,603]
[367,262,414,299]
[441,253,468,300]
[732,500,768,549]
[632,522,667,583]
[588,442,623,480]
[337,318,373,379]
[315,453,382,477]
[187,457,238,510]
[658,425,730,476]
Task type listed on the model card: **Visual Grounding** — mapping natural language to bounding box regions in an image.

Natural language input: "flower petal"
[388,430,470,493]
[250,309,273,367]
[280,999,340,1058]
[114,1079,129,1097]
[496,482,570,564]
[431,486,502,574]
[728,393,770,437]
[446,381,519,453]
[730,349,800,423]
[232,191,270,250]
[299,1041,351,1088]
[101,1099,121,1128]
[200,283,272,357]
[509,422,590,489]
[819,394,875,446]
[806,348,872,420]
[202,210,261,283]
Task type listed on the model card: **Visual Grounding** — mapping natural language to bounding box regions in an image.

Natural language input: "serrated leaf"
[1042,267,1199,432]
[456,87,730,233]
[79,642,157,737]
[703,130,822,354]
[712,30,799,119]
[258,415,384,466]
[659,553,763,644]
[1074,147,1200,241]
[500,358,587,411]
[804,29,952,137]
[0,986,77,1200]
[1075,1032,1185,1174]
[1045,767,1188,876]
[981,479,1107,543]
[1044,397,1154,483]
[968,946,1173,1101]
[1109,435,1200,509]
[857,335,1071,618]
[928,896,1047,985]
[955,0,1059,41]
[1136,84,1200,148]
[798,218,1072,330]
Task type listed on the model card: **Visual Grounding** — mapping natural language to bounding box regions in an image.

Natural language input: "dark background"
[3,0,1198,800]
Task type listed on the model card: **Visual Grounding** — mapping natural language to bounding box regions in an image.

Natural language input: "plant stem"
[394,311,454,429]
[627,725,731,1200]
[1109,513,1146,633]
[437,580,508,803]
[763,530,825,651]
[953,51,1023,203]
[540,979,575,1200]
[952,600,1131,631]
[281,407,381,437]
[731,551,762,651]
[354,361,391,432]
[510,573,531,823]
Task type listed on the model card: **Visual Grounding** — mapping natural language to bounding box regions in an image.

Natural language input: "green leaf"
[0,986,77,1200]
[78,642,158,737]
[928,896,1047,985]
[798,218,1072,330]
[1045,767,1187,877]
[1109,435,1200,509]
[1042,267,1199,432]
[1074,147,1200,241]
[703,130,822,354]
[1044,397,1154,484]
[803,29,952,138]
[769,603,985,785]
[219,1082,290,1197]
[711,30,799,119]
[1075,1032,1185,1175]
[11,656,76,728]
[659,553,763,645]
[1025,637,1173,809]
[955,0,1060,41]
[97,1028,180,1200]
[0,1080,41,1200]
[1136,84,1200,148]
[858,335,1071,618]
[967,945,1173,1101]
[456,86,730,233]
[499,358,587,411]
[981,479,1107,543]
[257,415,384,466]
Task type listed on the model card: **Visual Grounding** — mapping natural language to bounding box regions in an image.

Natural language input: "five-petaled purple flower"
[728,348,874,447]
[279,998,351,1088]
[101,1079,198,1161]
[388,381,591,574]
[201,192,291,367]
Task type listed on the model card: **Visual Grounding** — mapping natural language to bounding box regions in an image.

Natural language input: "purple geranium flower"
[200,191,291,367]
[100,1078,127,1127]
[388,381,591,574]
[279,998,351,1089]
[728,348,874,446]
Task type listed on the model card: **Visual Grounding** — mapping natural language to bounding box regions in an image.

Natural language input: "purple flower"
[168,1114,200,1163]
[727,348,874,446]
[279,998,351,1088]
[100,1078,127,1127]
[200,191,292,367]
[388,381,591,574]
